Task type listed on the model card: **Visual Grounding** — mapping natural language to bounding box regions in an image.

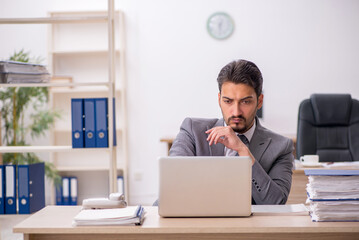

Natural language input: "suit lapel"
[249,118,271,163]
[208,119,225,156]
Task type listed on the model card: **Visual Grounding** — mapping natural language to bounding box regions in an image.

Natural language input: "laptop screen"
[158,156,252,217]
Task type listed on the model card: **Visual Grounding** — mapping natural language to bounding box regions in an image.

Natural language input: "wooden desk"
[14,206,359,240]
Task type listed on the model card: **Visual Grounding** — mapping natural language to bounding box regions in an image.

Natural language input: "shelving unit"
[0,0,127,205]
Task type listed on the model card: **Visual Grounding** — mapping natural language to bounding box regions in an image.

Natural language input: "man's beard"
[227,115,247,133]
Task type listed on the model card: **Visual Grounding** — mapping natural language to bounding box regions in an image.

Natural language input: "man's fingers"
[207,129,218,145]
[213,132,224,145]
[207,128,227,145]
[206,130,214,143]
[205,129,213,134]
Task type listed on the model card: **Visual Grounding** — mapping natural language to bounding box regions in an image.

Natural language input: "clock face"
[207,12,234,40]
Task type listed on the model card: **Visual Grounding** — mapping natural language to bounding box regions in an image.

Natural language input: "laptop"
[158,156,252,217]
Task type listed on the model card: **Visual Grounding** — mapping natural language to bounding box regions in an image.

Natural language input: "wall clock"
[207,12,234,40]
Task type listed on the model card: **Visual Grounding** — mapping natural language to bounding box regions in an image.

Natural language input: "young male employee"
[159,59,294,205]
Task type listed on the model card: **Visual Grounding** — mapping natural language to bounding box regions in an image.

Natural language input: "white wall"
[122,0,359,205]
[1,0,359,205]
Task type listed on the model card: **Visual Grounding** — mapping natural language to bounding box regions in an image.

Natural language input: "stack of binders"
[305,169,359,222]
[71,98,116,148]
[0,163,45,214]
[56,176,78,206]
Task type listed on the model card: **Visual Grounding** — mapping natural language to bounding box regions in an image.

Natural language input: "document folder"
[5,165,16,214]
[305,169,359,176]
[55,183,63,205]
[95,98,108,148]
[71,99,84,148]
[18,163,45,214]
[0,165,4,214]
[62,177,70,205]
[70,177,78,205]
[84,98,96,148]
[112,98,117,146]
[117,176,124,195]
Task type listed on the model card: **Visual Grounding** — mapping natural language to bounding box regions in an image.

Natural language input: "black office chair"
[296,94,359,162]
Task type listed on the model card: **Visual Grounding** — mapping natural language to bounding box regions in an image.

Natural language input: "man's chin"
[230,124,246,133]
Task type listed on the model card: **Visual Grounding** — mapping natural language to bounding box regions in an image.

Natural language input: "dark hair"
[217,59,263,97]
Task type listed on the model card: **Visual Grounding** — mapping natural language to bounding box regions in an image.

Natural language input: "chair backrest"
[296,94,359,162]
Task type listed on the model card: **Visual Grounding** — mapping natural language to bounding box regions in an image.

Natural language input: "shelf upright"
[108,0,117,194]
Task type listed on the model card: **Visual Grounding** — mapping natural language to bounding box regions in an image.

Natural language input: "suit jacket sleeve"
[251,138,294,204]
[169,118,197,156]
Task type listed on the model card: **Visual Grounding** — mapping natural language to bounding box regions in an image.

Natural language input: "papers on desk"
[252,204,309,216]
[73,205,145,226]
[322,161,359,169]
[305,169,359,222]
[293,160,359,170]
[309,201,359,222]
[306,176,359,200]
[306,170,359,200]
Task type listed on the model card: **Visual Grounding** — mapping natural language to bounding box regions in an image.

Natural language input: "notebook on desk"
[158,156,252,217]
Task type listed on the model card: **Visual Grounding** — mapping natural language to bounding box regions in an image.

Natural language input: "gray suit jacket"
[169,117,294,205]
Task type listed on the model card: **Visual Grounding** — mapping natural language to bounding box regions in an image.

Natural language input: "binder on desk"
[84,98,96,148]
[5,165,16,214]
[0,165,4,214]
[62,177,70,205]
[70,177,78,205]
[71,99,84,148]
[95,98,108,148]
[18,163,45,214]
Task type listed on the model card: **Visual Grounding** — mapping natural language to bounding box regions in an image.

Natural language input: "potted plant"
[0,49,61,185]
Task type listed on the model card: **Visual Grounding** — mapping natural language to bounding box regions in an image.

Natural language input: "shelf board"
[56,166,109,172]
[0,82,110,88]
[0,146,114,153]
[53,128,122,133]
[50,87,121,95]
[0,16,108,24]
[51,49,120,55]
[56,165,125,172]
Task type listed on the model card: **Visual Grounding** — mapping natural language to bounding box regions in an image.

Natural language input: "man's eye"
[224,100,232,104]
[241,100,251,105]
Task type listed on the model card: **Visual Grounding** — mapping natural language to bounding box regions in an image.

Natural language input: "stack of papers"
[305,169,359,222]
[73,205,145,226]
[309,201,359,222]
[322,161,359,169]
[0,61,50,83]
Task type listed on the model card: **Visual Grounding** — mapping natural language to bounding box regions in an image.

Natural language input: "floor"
[0,215,28,240]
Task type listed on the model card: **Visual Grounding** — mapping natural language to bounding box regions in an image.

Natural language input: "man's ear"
[257,94,264,109]
[218,92,221,106]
